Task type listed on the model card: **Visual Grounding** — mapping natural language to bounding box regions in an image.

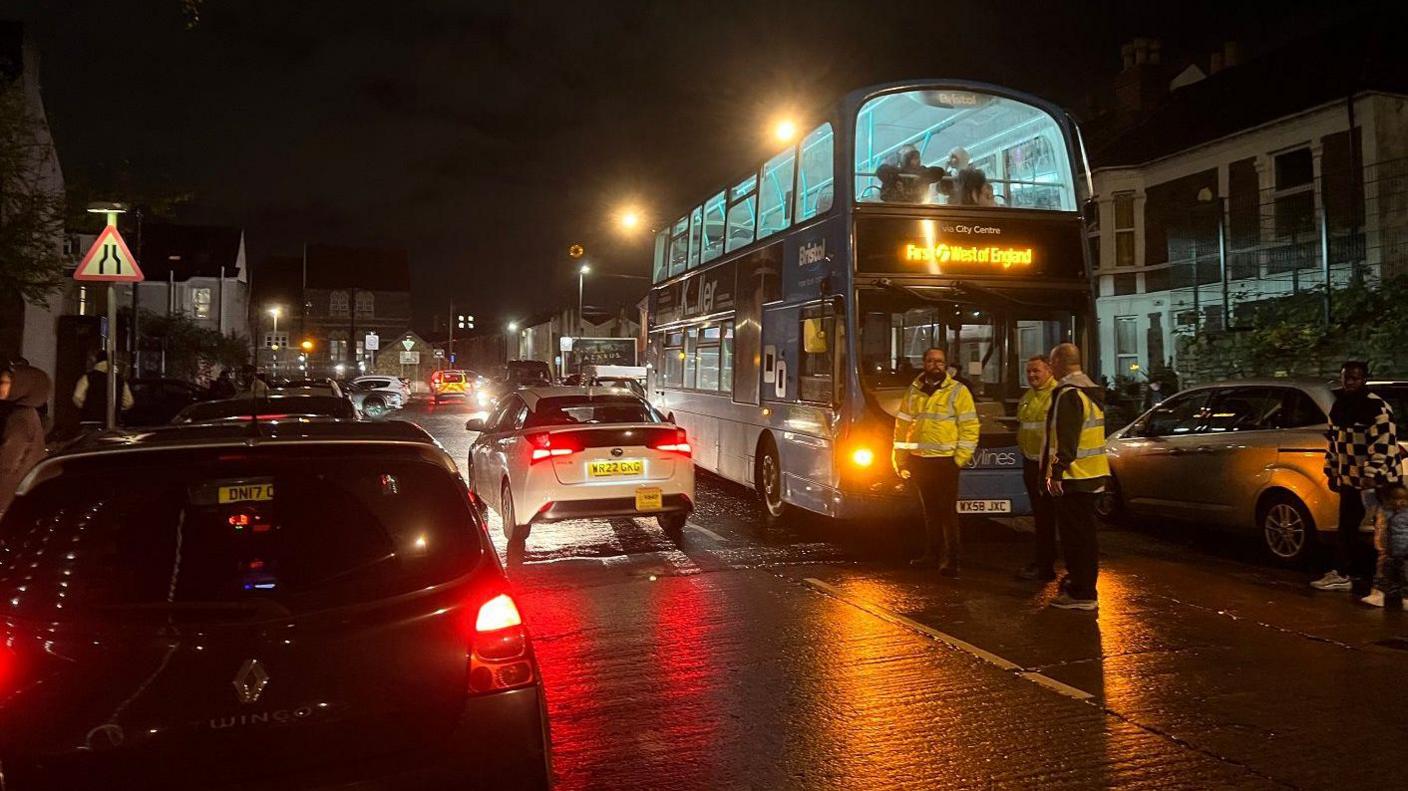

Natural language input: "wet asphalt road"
[399,399,1408,789]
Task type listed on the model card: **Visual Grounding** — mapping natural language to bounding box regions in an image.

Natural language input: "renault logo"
[611,447,623,457]
[233,659,270,704]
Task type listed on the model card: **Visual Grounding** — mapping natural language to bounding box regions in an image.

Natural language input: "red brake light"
[527,431,578,462]
[652,427,692,456]
[469,593,534,693]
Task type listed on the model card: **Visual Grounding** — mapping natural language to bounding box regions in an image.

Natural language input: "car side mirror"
[465,418,486,432]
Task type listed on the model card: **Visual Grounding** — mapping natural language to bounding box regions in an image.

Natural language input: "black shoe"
[939,564,959,578]
[909,555,940,568]
[1015,564,1057,582]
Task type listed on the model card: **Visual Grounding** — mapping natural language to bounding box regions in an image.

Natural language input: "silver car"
[1102,379,1408,564]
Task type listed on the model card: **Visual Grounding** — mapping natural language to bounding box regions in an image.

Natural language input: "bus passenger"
[892,347,980,577]
[957,168,996,206]
[1015,354,1058,582]
[876,146,945,204]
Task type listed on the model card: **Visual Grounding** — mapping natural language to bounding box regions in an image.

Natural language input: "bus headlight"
[850,447,875,468]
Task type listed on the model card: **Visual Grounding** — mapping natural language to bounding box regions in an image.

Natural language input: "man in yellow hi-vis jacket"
[1042,343,1110,611]
[1015,354,1058,582]
[892,347,981,576]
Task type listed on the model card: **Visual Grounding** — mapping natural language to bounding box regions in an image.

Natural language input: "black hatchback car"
[0,421,550,789]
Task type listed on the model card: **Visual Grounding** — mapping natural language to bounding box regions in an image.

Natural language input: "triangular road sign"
[74,226,144,282]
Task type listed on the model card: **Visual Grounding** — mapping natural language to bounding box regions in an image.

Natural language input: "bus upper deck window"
[854,90,1076,212]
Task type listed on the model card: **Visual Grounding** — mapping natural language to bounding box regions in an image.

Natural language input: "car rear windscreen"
[526,395,661,427]
[177,396,353,422]
[0,453,483,622]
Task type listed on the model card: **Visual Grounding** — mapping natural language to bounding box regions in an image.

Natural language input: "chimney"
[1114,38,1168,118]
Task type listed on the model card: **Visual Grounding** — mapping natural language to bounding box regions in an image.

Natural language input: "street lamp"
[267,306,282,375]
[577,263,590,338]
[85,201,130,430]
[774,118,798,143]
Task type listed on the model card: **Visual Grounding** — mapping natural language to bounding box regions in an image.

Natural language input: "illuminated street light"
[300,339,314,352]
[507,321,519,332]
[774,118,797,142]
[619,209,640,230]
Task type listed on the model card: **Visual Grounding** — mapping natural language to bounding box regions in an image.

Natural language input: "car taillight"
[469,593,535,694]
[651,427,692,456]
[527,431,578,462]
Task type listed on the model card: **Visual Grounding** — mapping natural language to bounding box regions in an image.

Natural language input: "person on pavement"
[209,369,237,400]
[1015,354,1058,581]
[1313,360,1401,593]
[1042,343,1110,611]
[1362,484,1408,609]
[72,351,134,425]
[892,346,981,577]
[236,364,270,398]
[0,366,52,519]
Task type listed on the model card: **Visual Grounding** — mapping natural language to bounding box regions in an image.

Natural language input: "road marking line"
[802,577,1094,702]
[688,524,728,543]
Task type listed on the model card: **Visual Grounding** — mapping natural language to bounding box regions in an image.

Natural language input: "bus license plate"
[957,499,1010,514]
[635,487,663,511]
[218,483,275,504]
[588,459,643,478]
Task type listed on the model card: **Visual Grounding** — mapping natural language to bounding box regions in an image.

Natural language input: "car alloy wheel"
[363,397,386,418]
[1263,498,1308,561]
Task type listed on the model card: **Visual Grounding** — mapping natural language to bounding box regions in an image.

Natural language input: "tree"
[136,309,249,382]
[0,80,67,307]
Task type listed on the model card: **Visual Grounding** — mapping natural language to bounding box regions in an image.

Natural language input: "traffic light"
[456,314,475,330]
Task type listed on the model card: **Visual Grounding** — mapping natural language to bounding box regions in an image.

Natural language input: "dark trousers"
[910,456,961,567]
[1023,459,1057,572]
[1376,553,1408,598]
[1055,491,1100,600]
[1336,488,1369,578]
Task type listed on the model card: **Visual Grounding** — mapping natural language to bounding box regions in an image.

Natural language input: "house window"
[264,332,289,349]
[1273,147,1314,239]
[330,290,350,316]
[1114,316,1139,375]
[355,290,374,318]
[1114,192,1136,267]
[191,287,212,319]
[330,339,347,361]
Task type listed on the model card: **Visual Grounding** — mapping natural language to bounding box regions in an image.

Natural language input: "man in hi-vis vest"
[892,347,981,577]
[1042,343,1110,610]
[1015,354,1058,582]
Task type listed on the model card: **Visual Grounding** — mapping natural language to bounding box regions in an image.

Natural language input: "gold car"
[1101,380,1408,564]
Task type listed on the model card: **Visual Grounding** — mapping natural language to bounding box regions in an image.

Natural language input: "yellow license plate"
[218,483,275,504]
[587,459,643,478]
[635,487,663,511]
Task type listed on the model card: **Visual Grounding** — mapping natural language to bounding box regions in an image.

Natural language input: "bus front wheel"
[755,435,791,526]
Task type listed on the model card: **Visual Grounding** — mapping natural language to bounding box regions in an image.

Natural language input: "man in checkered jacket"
[1312,361,1402,592]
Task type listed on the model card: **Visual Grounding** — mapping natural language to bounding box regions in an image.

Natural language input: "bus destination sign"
[854,215,1084,280]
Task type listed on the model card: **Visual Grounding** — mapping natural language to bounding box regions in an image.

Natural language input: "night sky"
[14,0,1363,332]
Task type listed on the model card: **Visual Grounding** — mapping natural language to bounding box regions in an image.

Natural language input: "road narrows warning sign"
[74,226,144,282]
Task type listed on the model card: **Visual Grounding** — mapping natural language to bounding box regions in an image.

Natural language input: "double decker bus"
[644,80,1094,523]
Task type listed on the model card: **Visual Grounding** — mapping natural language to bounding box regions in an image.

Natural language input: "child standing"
[1363,484,1408,608]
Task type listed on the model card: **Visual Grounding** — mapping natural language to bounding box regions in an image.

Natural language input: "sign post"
[74,219,144,429]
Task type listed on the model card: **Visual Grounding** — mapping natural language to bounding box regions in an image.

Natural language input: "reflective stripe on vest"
[1064,389,1111,481]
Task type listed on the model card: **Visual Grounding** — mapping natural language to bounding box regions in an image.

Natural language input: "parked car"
[0,420,551,788]
[345,378,405,417]
[1101,378,1408,564]
[173,391,358,423]
[127,377,207,426]
[352,374,412,402]
[465,387,694,544]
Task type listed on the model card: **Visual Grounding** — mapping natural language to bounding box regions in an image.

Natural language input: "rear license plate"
[635,487,663,511]
[956,499,1011,514]
[218,483,275,504]
[588,459,643,477]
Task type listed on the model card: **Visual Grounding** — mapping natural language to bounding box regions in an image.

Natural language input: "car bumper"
[534,493,693,523]
[5,686,551,791]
